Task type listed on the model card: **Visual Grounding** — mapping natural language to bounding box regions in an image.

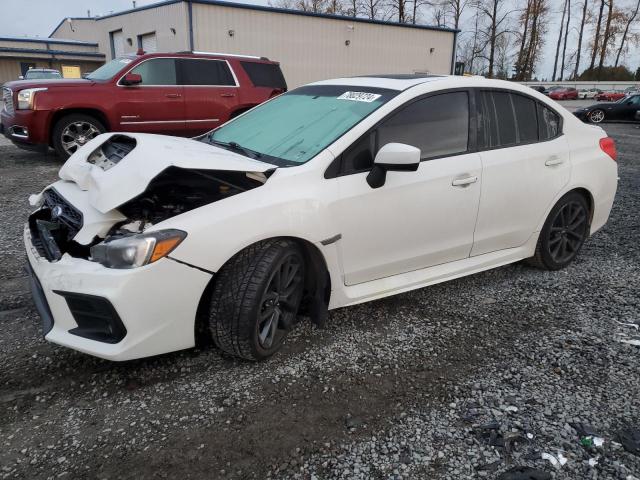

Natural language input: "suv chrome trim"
[2,87,14,115]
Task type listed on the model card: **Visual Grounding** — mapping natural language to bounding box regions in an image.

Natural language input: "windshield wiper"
[209,139,261,159]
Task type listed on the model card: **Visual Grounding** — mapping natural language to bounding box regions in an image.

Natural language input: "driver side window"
[128,58,177,85]
[341,91,470,175]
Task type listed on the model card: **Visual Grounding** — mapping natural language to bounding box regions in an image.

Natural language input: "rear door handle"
[545,155,564,166]
[451,175,478,187]
[220,93,236,98]
[165,93,182,98]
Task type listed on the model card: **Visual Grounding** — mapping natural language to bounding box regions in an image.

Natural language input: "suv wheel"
[526,192,590,270]
[207,239,305,360]
[52,114,105,159]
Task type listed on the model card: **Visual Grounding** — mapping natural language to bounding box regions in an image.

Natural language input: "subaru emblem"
[51,205,63,219]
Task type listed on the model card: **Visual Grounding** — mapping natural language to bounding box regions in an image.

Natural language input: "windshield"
[86,57,135,81]
[207,85,398,165]
[25,70,61,79]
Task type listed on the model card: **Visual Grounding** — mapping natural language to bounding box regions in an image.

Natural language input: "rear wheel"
[588,109,605,123]
[207,239,305,360]
[52,114,105,159]
[527,192,590,270]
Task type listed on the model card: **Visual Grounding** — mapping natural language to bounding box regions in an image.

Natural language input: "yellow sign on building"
[61,65,81,78]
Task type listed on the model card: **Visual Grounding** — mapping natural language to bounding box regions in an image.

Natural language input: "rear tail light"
[599,137,617,162]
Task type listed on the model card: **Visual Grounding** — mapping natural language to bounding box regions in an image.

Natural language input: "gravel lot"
[0,122,639,480]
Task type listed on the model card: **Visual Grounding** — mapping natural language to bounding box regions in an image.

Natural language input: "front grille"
[42,189,83,240]
[2,87,14,115]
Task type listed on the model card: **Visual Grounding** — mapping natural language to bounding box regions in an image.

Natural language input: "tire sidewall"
[52,114,105,159]
[246,242,305,360]
[538,193,589,270]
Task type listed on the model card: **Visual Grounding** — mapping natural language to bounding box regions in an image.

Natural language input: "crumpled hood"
[58,132,276,213]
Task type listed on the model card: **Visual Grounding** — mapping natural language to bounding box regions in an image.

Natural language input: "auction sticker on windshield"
[337,91,382,102]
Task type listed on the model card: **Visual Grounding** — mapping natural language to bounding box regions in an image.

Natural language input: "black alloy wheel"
[527,192,590,270]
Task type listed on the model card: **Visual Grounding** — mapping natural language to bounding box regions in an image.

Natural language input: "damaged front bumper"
[24,224,212,361]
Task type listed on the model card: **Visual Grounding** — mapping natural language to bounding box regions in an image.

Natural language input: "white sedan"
[578,88,602,99]
[25,75,618,361]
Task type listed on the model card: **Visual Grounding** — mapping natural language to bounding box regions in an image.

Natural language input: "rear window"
[240,62,287,90]
[178,59,235,86]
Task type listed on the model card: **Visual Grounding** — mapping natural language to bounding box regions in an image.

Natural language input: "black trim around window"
[324,87,565,179]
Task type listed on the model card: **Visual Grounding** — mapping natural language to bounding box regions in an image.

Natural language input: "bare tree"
[514,0,550,80]
[614,0,640,66]
[572,0,589,78]
[589,0,606,70]
[597,0,614,76]
[476,0,513,78]
[363,0,387,18]
[440,0,469,28]
[388,0,410,22]
[552,0,568,80]
[560,0,571,80]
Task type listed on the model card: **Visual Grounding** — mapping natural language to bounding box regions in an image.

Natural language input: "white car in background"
[578,88,602,99]
[25,75,618,362]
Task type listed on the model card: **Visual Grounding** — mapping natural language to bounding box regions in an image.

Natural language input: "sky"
[1,0,638,80]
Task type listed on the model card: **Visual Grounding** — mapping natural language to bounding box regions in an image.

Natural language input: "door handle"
[165,93,182,98]
[451,175,478,187]
[220,93,236,98]
[545,155,564,166]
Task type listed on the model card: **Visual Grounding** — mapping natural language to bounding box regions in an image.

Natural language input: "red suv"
[1,52,286,158]
[547,86,578,100]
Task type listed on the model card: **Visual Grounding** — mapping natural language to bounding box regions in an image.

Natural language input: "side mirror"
[366,143,421,189]
[121,73,142,86]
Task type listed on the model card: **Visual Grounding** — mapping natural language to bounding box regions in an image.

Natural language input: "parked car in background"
[529,85,546,93]
[24,75,617,361]
[595,90,627,102]
[547,86,578,100]
[574,94,640,123]
[578,88,601,99]
[19,69,62,80]
[1,52,287,158]
[624,86,640,94]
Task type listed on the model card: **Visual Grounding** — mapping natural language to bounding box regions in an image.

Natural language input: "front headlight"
[90,229,186,269]
[17,88,47,110]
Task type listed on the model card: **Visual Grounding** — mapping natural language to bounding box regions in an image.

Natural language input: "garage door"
[111,30,125,58]
[140,33,157,53]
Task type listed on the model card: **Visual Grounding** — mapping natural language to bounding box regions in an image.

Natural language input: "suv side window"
[178,59,236,86]
[129,58,176,85]
[341,92,470,174]
[240,61,287,89]
[538,103,561,140]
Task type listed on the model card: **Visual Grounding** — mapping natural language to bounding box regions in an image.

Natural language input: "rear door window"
[129,58,176,85]
[178,59,236,86]
[511,94,538,143]
[241,62,287,90]
[492,91,517,147]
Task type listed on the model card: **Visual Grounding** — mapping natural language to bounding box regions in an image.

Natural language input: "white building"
[49,0,458,88]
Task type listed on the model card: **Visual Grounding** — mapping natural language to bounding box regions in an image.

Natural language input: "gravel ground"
[0,123,639,480]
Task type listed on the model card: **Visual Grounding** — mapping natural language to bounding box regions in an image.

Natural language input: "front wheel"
[52,114,105,159]
[526,192,590,270]
[588,109,605,123]
[207,239,305,360]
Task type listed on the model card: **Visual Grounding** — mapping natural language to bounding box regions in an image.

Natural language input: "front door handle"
[545,155,564,166]
[451,175,478,187]
[165,93,182,98]
[220,93,236,98]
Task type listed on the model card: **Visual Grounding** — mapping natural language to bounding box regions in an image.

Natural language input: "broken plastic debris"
[541,451,568,469]
[588,457,599,467]
[580,436,605,448]
[504,406,519,413]
[497,466,551,480]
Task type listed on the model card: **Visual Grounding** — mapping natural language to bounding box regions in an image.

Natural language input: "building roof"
[0,36,98,47]
[49,0,459,38]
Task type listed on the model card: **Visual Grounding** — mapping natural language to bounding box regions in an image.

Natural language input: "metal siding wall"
[0,59,22,83]
[192,4,454,87]
[52,4,190,59]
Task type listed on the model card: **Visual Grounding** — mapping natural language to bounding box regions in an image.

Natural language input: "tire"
[526,192,590,270]
[588,109,605,124]
[207,239,305,360]
[52,113,106,159]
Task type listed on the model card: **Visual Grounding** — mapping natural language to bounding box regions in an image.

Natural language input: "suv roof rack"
[175,50,269,61]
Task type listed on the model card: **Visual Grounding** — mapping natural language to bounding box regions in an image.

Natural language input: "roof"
[310,74,453,91]
[0,36,98,47]
[49,0,459,37]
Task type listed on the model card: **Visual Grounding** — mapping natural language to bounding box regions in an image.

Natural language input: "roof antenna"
[133,1,137,7]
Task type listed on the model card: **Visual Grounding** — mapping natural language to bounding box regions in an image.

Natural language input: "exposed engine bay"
[29,167,269,261]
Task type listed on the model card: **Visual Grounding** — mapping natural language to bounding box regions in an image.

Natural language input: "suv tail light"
[599,137,617,162]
